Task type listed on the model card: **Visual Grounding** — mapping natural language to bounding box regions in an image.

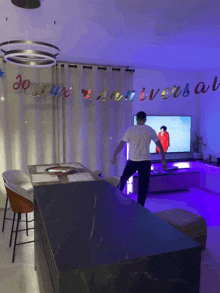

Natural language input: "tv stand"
[133,165,200,193]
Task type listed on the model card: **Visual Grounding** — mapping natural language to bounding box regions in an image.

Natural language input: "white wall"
[132,69,204,161]
[199,71,220,163]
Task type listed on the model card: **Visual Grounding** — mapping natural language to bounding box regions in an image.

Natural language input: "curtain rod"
[0,57,135,72]
[58,64,135,72]
[56,61,135,72]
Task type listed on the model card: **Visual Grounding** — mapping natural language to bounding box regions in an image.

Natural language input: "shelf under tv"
[133,167,200,194]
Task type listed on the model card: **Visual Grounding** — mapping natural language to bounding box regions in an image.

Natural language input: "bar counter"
[34,179,202,292]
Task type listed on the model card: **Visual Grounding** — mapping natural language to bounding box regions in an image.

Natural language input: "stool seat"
[20,183,33,194]
[154,208,207,250]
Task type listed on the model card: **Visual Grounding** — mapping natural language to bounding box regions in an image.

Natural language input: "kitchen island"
[34,177,202,292]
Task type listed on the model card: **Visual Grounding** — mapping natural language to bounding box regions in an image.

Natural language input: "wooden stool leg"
[12,212,21,263]
[9,213,16,247]
[2,196,9,232]
[26,214,28,236]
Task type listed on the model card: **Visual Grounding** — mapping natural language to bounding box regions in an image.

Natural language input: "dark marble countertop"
[34,180,201,274]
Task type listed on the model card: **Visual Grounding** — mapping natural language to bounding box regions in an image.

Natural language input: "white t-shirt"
[122,125,159,161]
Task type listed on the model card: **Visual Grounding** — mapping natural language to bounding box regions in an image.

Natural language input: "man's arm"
[111,140,126,163]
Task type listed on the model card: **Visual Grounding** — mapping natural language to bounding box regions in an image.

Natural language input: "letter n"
[97,87,109,101]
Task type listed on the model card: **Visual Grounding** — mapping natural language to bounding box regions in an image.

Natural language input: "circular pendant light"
[3,1,60,67]
[0,40,60,67]
[11,0,41,9]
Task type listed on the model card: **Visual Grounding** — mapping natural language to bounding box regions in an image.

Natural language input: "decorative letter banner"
[173,86,182,98]
[82,89,92,99]
[194,82,210,94]
[0,69,5,77]
[7,73,220,102]
[96,87,109,101]
[161,86,177,100]
[212,76,220,91]
[12,74,72,99]
[150,89,160,101]
[183,83,190,97]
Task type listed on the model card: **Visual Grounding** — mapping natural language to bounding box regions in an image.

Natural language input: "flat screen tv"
[133,115,191,154]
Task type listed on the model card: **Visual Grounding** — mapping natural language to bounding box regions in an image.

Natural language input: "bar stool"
[2,170,33,232]
[5,182,34,263]
[105,176,120,188]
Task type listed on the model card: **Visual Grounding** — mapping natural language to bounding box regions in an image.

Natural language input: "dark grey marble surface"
[34,180,201,274]
[59,246,201,293]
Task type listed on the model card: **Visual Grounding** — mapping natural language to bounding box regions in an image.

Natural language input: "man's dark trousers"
[119,159,152,206]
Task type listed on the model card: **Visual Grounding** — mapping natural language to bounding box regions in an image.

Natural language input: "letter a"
[194,82,210,94]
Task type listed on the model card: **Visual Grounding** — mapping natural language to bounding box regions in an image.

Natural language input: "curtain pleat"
[0,60,133,208]
[63,63,72,163]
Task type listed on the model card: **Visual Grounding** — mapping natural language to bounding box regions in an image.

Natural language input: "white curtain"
[0,59,133,208]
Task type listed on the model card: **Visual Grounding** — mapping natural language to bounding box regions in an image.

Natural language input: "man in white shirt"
[111,111,167,206]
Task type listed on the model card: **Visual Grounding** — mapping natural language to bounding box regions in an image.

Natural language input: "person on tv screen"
[111,111,167,207]
[155,126,170,153]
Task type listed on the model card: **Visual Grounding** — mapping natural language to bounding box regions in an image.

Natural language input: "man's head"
[136,111,147,125]
[160,126,167,132]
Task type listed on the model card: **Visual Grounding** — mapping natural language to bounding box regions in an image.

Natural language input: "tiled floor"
[1,187,220,292]
[0,209,38,293]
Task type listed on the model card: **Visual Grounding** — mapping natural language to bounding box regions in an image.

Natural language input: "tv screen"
[133,115,191,153]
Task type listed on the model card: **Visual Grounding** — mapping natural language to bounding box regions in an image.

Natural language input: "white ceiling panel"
[0,0,219,71]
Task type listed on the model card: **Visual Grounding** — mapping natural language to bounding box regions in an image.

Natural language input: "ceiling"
[0,0,220,71]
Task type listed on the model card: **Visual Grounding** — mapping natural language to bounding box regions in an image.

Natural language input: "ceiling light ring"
[4,51,56,67]
[1,48,59,57]
[11,0,41,9]
[11,55,47,60]
[4,57,56,67]
[0,40,60,54]
[4,49,56,59]
[0,40,60,67]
